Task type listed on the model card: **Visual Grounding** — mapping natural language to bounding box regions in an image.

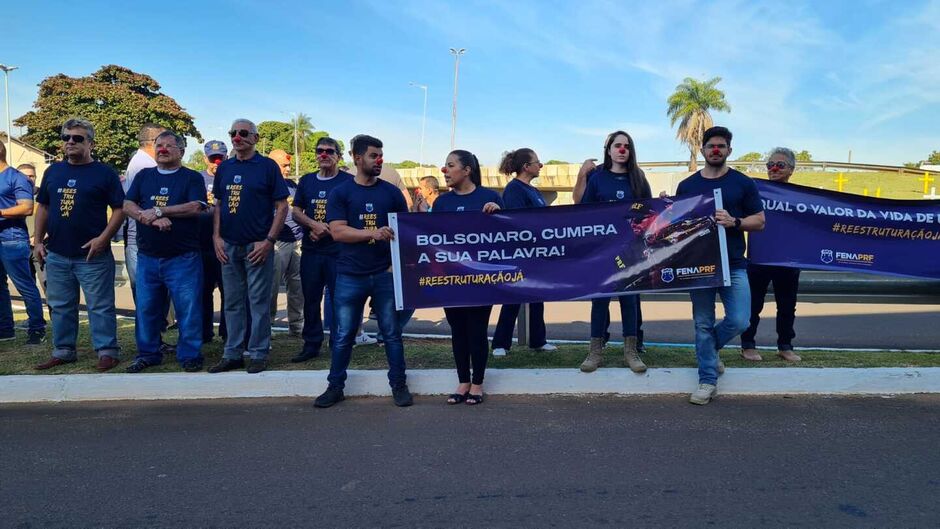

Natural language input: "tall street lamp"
[449,48,466,150]
[409,82,428,168]
[0,64,18,164]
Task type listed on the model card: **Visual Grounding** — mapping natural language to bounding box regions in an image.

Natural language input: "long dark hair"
[449,149,482,186]
[603,130,650,199]
[498,148,535,177]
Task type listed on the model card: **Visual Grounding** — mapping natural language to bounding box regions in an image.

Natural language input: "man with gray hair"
[33,119,126,371]
[123,123,165,295]
[741,147,801,362]
[123,131,208,372]
[209,119,289,374]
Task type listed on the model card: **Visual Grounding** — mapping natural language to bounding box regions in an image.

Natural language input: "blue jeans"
[136,252,203,365]
[0,239,45,334]
[374,308,415,342]
[45,251,119,360]
[221,241,274,360]
[590,295,637,338]
[300,251,337,354]
[689,268,751,385]
[328,272,406,389]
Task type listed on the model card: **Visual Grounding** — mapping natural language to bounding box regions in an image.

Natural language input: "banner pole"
[389,213,404,310]
[517,303,529,347]
[713,189,732,286]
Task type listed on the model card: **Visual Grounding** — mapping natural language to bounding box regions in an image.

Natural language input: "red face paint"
[319,154,329,160]
[441,166,448,174]
[618,148,627,155]
[157,150,169,156]
[711,149,721,156]
[375,157,383,165]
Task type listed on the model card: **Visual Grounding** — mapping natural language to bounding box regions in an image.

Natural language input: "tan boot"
[777,349,802,362]
[741,348,763,361]
[623,336,647,373]
[580,337,605,373]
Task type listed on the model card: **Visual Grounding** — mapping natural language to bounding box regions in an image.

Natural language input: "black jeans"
[740,263,800,351]
[300,251,337,354]
[445,305,493,385]
[492,303,546,350]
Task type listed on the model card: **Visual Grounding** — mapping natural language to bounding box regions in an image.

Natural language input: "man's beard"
[705,157,725,168]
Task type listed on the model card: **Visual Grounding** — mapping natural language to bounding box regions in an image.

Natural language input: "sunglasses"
[766,161,790,170]
[525,161,544,168]
[228,130,252,138]
[60,134,86,143]
[316,147,337,156]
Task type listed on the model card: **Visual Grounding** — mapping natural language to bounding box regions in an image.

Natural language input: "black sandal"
[466,393,484,405]
[447,392,469,405]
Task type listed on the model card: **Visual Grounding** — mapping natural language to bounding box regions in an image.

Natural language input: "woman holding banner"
[491,148,558,357]
[435,150,503,405]
[576,131,652,373]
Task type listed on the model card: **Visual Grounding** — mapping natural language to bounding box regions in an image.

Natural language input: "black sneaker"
[314,386,345,408]
[26,330,46,345]
[0,331,15,342]
[246,359,267,374]
[392,384,414,407]
[182,359,204,372]
[159,341,177,356]
[126,358,158,373]
[207,358,245,373]
[290,349,320,363]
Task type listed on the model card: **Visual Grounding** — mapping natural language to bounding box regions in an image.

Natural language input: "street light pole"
[449,48,465,150]
[409,82,428,167]
[0,64,18,165]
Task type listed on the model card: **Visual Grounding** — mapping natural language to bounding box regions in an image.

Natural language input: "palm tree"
[291,113,316,152]
[666,77,730,171]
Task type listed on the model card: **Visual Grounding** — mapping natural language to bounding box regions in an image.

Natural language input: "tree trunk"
[688,147,698,172]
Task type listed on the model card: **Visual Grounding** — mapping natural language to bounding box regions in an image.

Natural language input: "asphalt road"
[2,396,939,528]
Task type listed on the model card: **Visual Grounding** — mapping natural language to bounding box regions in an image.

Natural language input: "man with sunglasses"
[671,126,765,405]
[123,131,208,373]
[199,140,229,343]
[267,149,304,337]
[208,119,289,374]
[290,137,351,363]
[33,119,126,372]
[740,147,802,363]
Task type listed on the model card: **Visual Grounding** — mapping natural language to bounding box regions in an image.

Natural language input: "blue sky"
[5,0,940,166]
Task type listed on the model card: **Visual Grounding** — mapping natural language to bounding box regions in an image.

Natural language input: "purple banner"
[750,180,940,279]
[390,191,730,309]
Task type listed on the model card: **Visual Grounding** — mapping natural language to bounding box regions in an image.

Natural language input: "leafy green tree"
[257,121,292,155]
[546,159,569,165]
[184,150,207,172]
[14,65,201,169]
[927,150,940,164]
[735,152,763,162]
[795,150,813,162]
[666,76,730,171]
[392,160,420,169]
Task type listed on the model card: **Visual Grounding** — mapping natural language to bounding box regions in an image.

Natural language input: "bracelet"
[266,236,277,244]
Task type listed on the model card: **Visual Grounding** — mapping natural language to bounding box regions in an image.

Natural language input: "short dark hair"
[0,141,5,160]
[316,136,341,155]
[351,135,382,156]
[449,150,482,186]
[138,123,166,147]
[702,126,732,147]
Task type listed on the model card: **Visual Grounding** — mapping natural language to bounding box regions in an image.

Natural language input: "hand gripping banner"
[749,180,940,279]
[390,190,730,309]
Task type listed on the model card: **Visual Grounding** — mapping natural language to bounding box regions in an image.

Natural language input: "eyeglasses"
[525,161,543,168]
[766,161,790,170]
[61,134,86,143]
[228,130,251,138]
[316,147,337,155]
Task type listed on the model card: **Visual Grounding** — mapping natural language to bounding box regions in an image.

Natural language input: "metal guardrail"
[641,160,940,177]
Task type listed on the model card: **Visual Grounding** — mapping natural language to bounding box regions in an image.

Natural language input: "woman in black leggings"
[433,150,503,405]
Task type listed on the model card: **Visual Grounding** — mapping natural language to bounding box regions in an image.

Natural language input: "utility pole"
[449,48,466,150]
[409,82,428,167]
[0,64,18,164]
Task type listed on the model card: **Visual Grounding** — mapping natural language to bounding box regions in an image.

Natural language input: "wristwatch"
[154,207,163,218]
[733,217,742,229]
[266,236,277,244]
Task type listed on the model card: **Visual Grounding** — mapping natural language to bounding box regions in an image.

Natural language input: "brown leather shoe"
[96,356,120,372]
[35,357,76,370]
[741,348,763,361]
[777,350,802,362]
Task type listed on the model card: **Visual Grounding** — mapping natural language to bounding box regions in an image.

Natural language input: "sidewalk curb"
[2,367,939,403]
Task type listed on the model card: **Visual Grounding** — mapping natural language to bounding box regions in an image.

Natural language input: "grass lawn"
[2,311,939,375]
[742,171,932,200]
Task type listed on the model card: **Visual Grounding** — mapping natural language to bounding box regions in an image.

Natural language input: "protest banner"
[750,180,940,279]
[390,190,730,309]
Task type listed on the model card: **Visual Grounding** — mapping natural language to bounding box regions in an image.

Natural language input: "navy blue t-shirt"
[293,170,353,254]
[326,178,408,275]
[0,167,34,242]
[501,178,547,209]
[580,168,652,204]
[432,186,503,213]
[36,161,125,258]
[197,170,216,250]
[277,179,304,242]
[126,167,207,258]
[212,153,290,245]
[676,168,763,269]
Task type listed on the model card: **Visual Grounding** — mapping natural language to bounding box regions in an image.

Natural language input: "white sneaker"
[689,383,717,405]
[537,343,558,352]
[355,333,377,346]
[492,348,508,357]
